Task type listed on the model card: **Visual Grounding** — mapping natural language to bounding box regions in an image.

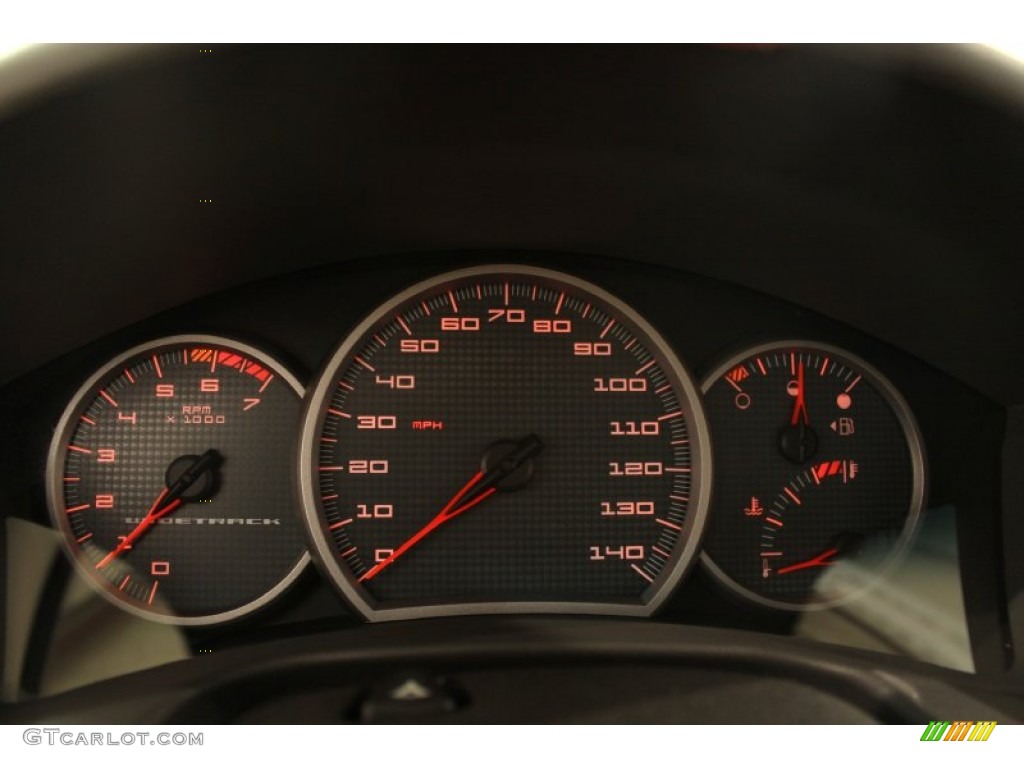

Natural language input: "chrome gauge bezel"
[698,340,927,612]
[298,264,713,622]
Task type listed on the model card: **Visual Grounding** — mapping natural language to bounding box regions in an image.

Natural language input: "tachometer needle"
[775,547,838,575]
[94,449,222,569]
[790,360,809,426]
[359,434,544,582]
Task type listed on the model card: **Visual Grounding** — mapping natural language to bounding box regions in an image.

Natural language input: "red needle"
[790,360,809,425]
[359,433,543,582]
[775,547,838,575]
[359,471,497,582]
[94,489,183,569]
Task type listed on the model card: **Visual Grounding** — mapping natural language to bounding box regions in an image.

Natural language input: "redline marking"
[448,290,459,313]
[77,533,93,543]
[658,411,682,421]
[118,575,131,591]
[321,494,339,501]
[652,545,672,559]
[600,319,615,339]
[210,352,217,373]
[68,445,92,454]
[329,518,353,530]
[320,436,338,443]
[766,517,784,527]
[756,358,767,375]
[258,374,274,393]
[624,339,637,351]
[783,487,802,505]
[318,466,344,471]
[354,356,375,372]
[656,518,682,531]
[670,494,689,502]
[531,285,538,301]
[504,282,510,306]
[845,375,862,393]
[811,469,821,485]
[397,317,412,336]
[421,300,432,316]
[655,383,672,394]
[476,284,483,300]
[153,355,163,378]
[328,408,351,419]
[373,334,386,347]
[80,415,96,425]
[66,504,90,514]
[670,439,689,446]
[183,349,189,365]
[631,564,654,583]
[724,376,743,392]
[582,303,591,318]
[123,368,136,383]
[761,551,783,557]
[635,360,655,375]
[147,581,159,605]
[341,547,358,557]
[820,357,830,376]
[99,389,118,407]
[338,381,355,391]
[555,292,565,315]
[665,466,690,473]
[63,477,80,482]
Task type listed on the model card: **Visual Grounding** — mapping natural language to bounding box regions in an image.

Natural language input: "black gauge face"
[299,265,711,621]
[700,342,925,610]
[47,336,309,625]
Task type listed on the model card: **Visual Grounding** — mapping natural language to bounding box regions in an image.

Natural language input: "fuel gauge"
[699,341,926,610]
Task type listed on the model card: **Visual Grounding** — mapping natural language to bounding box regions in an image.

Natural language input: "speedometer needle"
[359,434,544,582]
[95,449,222,570]
[775,547,838,575]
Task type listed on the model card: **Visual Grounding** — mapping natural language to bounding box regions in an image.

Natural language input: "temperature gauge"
[699,341,926,610]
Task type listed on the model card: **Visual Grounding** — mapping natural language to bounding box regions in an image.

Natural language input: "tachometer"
[299,265,711,620]
[46,335,309,625]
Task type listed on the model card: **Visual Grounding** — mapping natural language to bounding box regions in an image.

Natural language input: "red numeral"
[155,384,175,398]
[532,319,572,333]
[594,377,647,392]
[356,504,394,519]
[608,462,663,476]
[589,545,645,561]
[488,308,526,323]
[374,548,394,563]
[200,378,219,393]
[95,494,115,508]
[349,460,389,474]
[375,374,416,389]
[97,448,117,463]
[441,317,480,331]
[610,421,660,436]
[574,342,612,356]
[600,501,655,516]
[150,561,170,576]
[117,411,137,425]
[357,415,397,430]
[400,339,440,353]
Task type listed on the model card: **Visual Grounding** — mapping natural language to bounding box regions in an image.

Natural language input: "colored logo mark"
[920,721,996,741]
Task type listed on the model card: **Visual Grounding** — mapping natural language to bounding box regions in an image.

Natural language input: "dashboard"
[1,44,1023,724]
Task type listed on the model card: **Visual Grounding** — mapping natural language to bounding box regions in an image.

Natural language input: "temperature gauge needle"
[95,449,222,569]
[775,547,838,575]
[360,434,543,582]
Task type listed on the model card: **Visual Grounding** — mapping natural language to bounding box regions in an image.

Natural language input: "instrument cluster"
[39,258,933,626]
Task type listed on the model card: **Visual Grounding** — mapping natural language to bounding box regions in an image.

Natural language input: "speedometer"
[298,265,711,620]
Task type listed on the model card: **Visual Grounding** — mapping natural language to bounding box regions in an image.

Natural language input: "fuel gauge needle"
[775,547,838,575]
